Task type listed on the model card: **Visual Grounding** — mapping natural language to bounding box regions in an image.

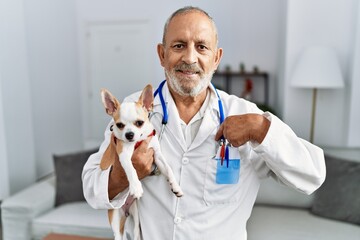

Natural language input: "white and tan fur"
[100,85,183,240]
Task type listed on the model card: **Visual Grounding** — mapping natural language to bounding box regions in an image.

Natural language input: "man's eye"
[198,45,208,50]
[135,120,144,127]
[173,44,184,49]
[116,123,125,129]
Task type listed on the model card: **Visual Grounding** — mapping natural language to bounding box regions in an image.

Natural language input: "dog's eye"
[116,123,125,129]
[135,120,144,127]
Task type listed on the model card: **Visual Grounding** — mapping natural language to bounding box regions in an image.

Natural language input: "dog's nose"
[125,132,134,141]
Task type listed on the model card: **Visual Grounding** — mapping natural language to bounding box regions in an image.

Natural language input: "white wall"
[0,0,36,194]
[347,1,360,147]
[0,70,10,200]
[282,0,359,146]
[76,0,285,145]
[1,0,359,195]
[0,0,284,193]
[23,0,83,178]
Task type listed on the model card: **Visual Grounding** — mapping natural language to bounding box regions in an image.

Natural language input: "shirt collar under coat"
[152,81,222,152]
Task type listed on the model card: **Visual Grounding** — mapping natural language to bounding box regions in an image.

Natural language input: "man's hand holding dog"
[132,136,155,179]
[108,136,154,200]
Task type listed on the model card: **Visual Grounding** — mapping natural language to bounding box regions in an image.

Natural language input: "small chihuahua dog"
[100,85,183,240]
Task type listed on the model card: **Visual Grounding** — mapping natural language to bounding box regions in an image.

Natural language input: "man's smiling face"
[157,10,222,97]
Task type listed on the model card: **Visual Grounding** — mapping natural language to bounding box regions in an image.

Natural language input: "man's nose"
[182,46,197,64]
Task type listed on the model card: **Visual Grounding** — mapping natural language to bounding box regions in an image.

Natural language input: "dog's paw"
[170,183,184,197]
[173,189,184,197]
[173,189,184,198]
[129,181,143,199]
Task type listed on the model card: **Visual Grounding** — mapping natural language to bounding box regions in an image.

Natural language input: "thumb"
[138,135,153,150]
[215,124,224,141]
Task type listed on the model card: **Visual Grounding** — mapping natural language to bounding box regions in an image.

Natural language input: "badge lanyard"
[153,80,230,167]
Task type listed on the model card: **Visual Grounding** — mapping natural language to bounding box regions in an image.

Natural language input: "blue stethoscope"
[153,80,230,167]
[153,79,225,138]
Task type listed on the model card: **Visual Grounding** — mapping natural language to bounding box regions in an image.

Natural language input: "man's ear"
[213,47,223,71]
[157,43,165,67]
[138,84,154,111]
[101,89,120,116]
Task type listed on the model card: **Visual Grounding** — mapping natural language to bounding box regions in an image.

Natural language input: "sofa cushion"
[32,202,112,240]
[311,155,360,225]
[247,205,360,240]
[53,148,98,206]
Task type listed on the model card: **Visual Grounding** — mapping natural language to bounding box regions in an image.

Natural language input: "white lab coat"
[82,83,326,240]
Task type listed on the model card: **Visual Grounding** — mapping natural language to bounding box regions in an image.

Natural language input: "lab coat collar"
[152,81,221,152]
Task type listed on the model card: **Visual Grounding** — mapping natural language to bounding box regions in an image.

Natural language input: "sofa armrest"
[1,174,56,240]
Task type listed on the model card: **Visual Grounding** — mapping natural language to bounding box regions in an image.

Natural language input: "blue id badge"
[215,143,241,184]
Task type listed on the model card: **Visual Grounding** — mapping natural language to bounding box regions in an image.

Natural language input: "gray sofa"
[1,147,360,240]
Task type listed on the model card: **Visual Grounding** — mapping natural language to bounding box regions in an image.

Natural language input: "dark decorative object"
[239,63,246,74]
[225,65,231,73]
[240,78,253,100]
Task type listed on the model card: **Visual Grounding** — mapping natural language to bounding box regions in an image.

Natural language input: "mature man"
[82,6,326,240]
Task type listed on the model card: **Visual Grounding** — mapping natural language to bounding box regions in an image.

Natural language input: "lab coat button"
[182,157,189,165]
[174,217,182,224]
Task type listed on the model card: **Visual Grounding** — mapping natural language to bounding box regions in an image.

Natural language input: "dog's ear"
[100,134,122,170]
[138,84,154,111]
[101,89,120,116]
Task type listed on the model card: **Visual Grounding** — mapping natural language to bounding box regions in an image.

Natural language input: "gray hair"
[162,6,218,46]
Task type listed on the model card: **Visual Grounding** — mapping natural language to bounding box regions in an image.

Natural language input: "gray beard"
[165,69,214,97]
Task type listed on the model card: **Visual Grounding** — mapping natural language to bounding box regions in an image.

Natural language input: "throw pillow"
[53,148,98,206]
[311,154,360,225]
